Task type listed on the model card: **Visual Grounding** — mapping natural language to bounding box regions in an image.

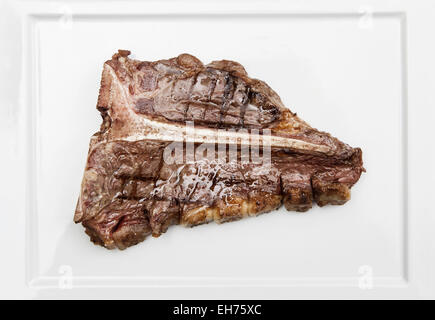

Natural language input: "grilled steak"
[75,50,364,250]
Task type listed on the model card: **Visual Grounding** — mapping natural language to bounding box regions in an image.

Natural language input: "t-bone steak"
[75,50,365,250]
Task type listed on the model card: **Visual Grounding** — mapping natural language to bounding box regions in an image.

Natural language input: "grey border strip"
[399,13,409,282]
[25,14,40,287]
[29,12,405,20]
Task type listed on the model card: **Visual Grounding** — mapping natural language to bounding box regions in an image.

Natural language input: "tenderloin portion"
[75,50,364,250]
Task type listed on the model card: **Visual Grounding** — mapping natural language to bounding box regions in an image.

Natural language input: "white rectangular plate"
[2,0,435,299]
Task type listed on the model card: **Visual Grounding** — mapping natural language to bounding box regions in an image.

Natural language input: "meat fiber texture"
[75,50,364,250]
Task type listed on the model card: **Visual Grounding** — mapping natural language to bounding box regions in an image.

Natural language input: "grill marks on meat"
[107,51,280,130]
[139,68,272,128]
[75,50,364,250]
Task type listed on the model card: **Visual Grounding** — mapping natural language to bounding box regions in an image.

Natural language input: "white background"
[1,0,434,299]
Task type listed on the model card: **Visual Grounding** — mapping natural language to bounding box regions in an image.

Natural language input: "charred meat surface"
[75,50,364,250]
